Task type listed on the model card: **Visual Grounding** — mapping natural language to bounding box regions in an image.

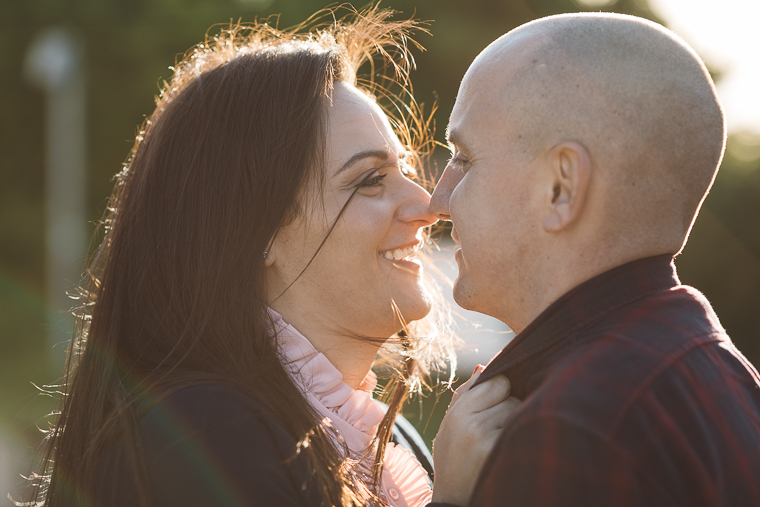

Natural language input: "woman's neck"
[306,333,379,390]
[270,304,381,390]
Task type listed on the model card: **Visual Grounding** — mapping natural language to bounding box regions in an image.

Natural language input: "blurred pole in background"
[24,28,87,373]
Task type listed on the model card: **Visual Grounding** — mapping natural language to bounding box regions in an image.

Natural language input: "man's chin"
[452,277,479,312]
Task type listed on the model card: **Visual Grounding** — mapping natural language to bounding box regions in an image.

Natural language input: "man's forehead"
[471,27,549,74]
[446,97,507,155]
[448,64,515,142]
[459,36,548,105]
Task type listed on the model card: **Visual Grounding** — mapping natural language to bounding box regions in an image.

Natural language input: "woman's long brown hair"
[23,5,455,507]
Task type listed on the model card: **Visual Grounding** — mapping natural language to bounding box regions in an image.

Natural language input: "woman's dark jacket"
[95,384,433,506]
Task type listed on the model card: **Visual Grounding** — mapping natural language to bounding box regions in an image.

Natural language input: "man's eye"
[450,154,470,173]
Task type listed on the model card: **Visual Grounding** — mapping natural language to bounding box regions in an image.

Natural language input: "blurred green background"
[1,0,759,491]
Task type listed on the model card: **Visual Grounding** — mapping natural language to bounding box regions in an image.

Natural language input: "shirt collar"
[476,254,680,390]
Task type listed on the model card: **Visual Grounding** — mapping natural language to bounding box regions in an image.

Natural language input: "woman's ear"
[542,141,591,232]
[263,244,276,268]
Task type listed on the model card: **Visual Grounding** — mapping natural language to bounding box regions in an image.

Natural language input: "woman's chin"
[393,288,433,326]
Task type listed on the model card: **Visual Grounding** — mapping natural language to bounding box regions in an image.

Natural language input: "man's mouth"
[451,224,460,243]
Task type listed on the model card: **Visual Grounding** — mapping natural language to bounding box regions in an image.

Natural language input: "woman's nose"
[399,179,438,227]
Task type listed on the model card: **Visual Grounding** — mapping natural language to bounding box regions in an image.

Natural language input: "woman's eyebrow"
[336,149,390,175]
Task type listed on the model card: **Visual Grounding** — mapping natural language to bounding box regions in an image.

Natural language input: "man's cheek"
[448,182,470,224]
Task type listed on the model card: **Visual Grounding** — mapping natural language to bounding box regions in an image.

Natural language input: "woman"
[27,7,509,507]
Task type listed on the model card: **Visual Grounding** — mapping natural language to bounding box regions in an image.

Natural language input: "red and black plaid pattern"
[440,255,760,507]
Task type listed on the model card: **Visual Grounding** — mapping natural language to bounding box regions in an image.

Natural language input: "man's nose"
[430,163,463,221]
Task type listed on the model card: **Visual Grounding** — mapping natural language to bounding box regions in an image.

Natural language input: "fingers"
[505,395,521,412]
[450,364,485,407]
[455,374,512,414]
[478,396,522,431]
[431,388,522,506]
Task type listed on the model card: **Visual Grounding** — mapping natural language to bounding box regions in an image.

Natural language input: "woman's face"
[267,81,437,341]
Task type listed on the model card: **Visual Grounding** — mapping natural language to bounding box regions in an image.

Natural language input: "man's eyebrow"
[446,129,469,153]
[336,149,391,175]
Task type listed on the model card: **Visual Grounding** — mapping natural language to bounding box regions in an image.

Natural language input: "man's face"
[430,56,545,322]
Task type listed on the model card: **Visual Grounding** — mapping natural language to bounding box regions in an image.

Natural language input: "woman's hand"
[431,367,521,506]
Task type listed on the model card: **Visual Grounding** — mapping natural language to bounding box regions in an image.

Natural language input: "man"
[429,12,760,507]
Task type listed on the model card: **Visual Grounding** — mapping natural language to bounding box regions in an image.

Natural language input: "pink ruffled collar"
[271,310,433,507]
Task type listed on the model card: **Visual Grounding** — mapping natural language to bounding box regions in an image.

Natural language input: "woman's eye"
[360,173,387,188]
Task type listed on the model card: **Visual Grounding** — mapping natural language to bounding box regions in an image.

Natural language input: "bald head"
[463,13,725,253]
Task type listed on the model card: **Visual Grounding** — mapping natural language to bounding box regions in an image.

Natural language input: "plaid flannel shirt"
[436,255,760,507]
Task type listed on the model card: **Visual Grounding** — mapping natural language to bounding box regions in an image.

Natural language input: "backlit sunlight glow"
[651,0,760,135]
[573,0,619,8]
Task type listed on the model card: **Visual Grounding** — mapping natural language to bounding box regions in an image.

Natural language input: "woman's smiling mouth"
[379,240,425,263]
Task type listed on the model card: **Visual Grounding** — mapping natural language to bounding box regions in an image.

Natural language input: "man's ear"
[542,141,591,232]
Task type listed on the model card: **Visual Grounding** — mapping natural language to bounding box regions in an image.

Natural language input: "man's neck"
[506,247,673,335]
